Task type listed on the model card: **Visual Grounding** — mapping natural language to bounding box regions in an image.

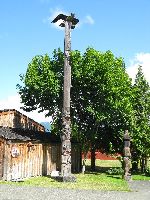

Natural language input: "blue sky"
[0,0,150,122]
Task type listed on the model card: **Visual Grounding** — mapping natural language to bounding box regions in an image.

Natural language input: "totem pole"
[52,14,79,182]
[123,130,132,181]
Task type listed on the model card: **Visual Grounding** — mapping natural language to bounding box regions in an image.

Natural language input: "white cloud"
[127,53,150,84]
[0,94,52,123]
[77,15,94,28]
[84,15,95,25]
[47,8,69,30]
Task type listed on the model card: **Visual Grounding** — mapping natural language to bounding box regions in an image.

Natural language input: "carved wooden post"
[61,19,73,181]
[123,130,132,181]
[52,13,79,182]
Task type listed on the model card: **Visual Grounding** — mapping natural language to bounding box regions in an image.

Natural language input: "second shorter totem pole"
[123,130,132,181]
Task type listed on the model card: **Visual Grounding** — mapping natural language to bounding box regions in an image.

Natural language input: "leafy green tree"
[131,65,150,172]
[17,48,134,171]
[17,49,64,123]
[71,48,134,170]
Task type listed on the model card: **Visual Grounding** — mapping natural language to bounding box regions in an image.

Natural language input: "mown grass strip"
[0,172,130,191]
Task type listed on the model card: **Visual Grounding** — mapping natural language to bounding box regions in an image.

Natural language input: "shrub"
[145,167,150,177]
[106,167,124,175]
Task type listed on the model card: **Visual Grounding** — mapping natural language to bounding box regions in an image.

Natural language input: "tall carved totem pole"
[52,14,79,182]
[123,130,132,181]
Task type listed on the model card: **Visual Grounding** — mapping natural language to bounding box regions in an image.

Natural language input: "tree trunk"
[132,157,139,172]
[145,157,148,170]
[82,157,86,174]
[141,155,147,173]
[91,147,96,171]
[132,151,139,172]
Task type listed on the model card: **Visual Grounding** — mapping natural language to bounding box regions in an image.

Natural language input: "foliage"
[106,167,124,175]
[145,167,150,177]
[17,48,134,157]
[17,49,64,117]
[71,48,134,154]
[131,66,150,163]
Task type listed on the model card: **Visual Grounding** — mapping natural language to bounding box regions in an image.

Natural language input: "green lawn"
[0,173,129,191]
[132,174,150,180]
[85,159,121,168]
[84,159,150,181]
[0,159,129,191]
[0,159,149,191]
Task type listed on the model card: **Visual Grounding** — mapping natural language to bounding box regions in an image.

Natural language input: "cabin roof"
[0,127,62,143]
[0,127,31,141]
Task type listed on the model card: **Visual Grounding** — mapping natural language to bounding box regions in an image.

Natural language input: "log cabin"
[0,109,81,181]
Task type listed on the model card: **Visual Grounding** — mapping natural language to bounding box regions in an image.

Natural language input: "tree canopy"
[131,66,150,159]
[17,48,134,157]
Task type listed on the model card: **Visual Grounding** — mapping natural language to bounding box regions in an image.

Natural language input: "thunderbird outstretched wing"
[52,13,79,26]
[51,14,67,23]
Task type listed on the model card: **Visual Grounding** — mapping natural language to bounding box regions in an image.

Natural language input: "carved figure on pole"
[123,130,132,181]
[52,13,79,182]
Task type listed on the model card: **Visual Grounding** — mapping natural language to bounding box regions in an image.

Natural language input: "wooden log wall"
[39,143,81,176]
[0,109,45,132]
[0,139,5,179]
[0,111,14,128]
[2,142,43,180]
[71,144,82,173]
[42,144,61,175]
[1,141,81,181]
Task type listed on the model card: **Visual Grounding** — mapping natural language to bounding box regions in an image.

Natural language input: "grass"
[84,159,150,181]
[0,173,130,191]
[84,159,122,174]
[85,159,122,168]
[0,159,149,191]
[132,174,150,180]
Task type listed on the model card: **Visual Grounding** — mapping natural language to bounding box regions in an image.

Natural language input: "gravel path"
[0,180,150,200]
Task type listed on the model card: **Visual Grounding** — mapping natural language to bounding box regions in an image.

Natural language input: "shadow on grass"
[44,175,58,181]
[83,166,123,180]
[85,165,112,173]
[85,166,122,173]
[43,166,125,181]
[107,175,122,180]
